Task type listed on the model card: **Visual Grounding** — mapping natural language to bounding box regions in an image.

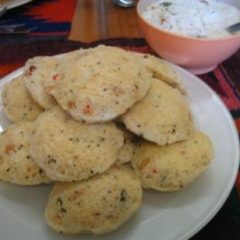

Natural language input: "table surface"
[69,0,143,42]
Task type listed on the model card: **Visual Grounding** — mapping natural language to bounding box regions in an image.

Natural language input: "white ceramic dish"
[0,0,32,11]
[0,64,239,240]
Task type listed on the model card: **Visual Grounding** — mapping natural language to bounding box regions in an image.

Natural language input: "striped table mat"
[0,0,76,41]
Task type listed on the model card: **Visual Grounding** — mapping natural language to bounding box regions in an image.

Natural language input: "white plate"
[0,0,32,11]
[0,64,239,240]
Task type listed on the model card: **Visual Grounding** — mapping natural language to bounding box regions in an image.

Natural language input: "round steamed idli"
[30,106,124,182]
[2,75,43,122]
[122,78,194,145]
[131,131,214,191]
[24,56,57,109]
[116,126,139,165]
[45,166,142,234]
[48,45,152,123]
[137,53,187,95]
[43,49,88,95]
[0,121,50,185]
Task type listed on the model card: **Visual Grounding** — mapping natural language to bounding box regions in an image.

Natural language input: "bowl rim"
[136,0,240,43]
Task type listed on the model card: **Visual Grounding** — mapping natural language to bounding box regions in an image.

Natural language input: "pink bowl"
[137,0,240,74]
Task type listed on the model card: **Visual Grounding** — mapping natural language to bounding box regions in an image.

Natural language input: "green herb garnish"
[160,2,172,8]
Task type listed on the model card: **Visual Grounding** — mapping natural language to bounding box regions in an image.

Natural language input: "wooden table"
[69,0,143,42]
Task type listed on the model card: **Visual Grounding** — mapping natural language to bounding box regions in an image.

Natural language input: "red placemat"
[0,36,239,240]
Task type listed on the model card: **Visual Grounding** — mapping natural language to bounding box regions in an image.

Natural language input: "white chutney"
[142,0,240,39]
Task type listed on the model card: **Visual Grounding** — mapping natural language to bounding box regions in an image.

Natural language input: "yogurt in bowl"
[142,0,240,39]
[137,0,240,74]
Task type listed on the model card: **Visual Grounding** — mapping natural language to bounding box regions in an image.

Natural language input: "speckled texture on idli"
[43,48,88,95]
[24,56,57,109]
[45,166,142,234]
[122,78,194,145]
[0,121,50,185]
[116,126,139,165]
[48,45,152,123]
[131,131,214,191]
[2,75,43,122]
[30,106,124,182]
[134,52,186,95]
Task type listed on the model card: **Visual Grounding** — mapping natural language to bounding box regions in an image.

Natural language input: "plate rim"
[0,0,33,10]
[172,63,240,240]
[0,63,239,240]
